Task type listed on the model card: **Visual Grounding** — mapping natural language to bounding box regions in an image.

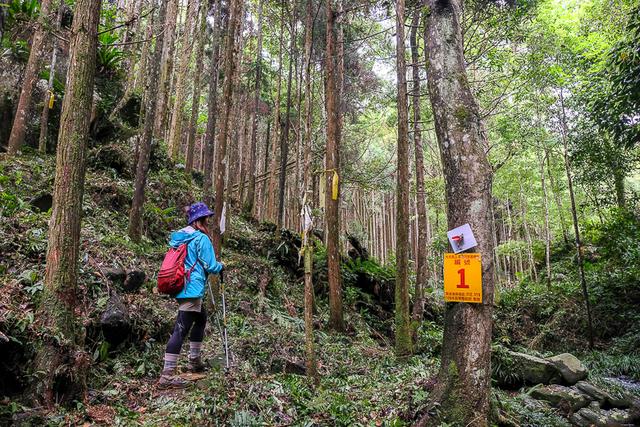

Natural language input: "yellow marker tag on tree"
[443,253,482,303]
[48,92,55,109]
[332,170,339,200]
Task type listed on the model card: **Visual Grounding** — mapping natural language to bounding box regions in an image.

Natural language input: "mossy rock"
[530,384,591,411]
[509,351,563,385]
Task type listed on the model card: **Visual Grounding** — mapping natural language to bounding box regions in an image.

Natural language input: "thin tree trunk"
[167,0,199,161]
[394,0,412,356]
[202,0,222,206]
[154,0,179,138]
[519,183,537,281]
[128,0,167,242]
[267,3,285,223]
[559,88,594,350]
[244,0,264,215]
[185,2,207,173]
[546,151,570,246]
[38,0,64,153]
[36,0,101,405]
[410,6,428,324]
[277,2,296,229]
[325,0,344,332]
[7,0,53,155]
[539,150,552,288]
[419,0,495,423]
[212,0,242,254]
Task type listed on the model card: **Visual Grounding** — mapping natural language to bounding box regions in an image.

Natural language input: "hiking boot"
[187,357,206,373]
[158,368,188,389]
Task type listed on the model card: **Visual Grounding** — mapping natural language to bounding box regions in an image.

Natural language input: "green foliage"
[2,0,39,27]
[491,343,523,387]
[97,31,125,74]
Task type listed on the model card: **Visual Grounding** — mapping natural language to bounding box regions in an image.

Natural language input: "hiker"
[159,201,224,388]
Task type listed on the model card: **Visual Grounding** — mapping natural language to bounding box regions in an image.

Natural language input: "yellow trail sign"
[443,253,482,303]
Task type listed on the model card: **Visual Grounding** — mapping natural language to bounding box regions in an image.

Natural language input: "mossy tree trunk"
[394,0,412,356]
[167,0,199,161]
[128,0,168,242]
[212,0,242,254]
[243,0,264,216]
[302,0,318,383]
[185,2,207,174]
[419,0,495,424]
[36,0,101,406]
[202,0,223,207]
[7,0,53,155]
[410,7,429,326]
[325,0,344,332]
[153,0,178,139]
[277,1,296,230]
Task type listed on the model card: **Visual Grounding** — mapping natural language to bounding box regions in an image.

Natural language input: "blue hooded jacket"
[168,226,223,299]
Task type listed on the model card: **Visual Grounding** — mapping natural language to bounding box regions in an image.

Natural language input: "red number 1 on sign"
[457,268,469,288]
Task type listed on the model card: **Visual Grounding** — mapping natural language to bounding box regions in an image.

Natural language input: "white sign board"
[446,223,477,253]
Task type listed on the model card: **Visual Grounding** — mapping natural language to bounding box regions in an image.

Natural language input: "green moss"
[454,105,469,126]
[437,361,472,425]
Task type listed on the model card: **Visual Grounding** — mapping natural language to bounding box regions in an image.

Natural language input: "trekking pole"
[207,277,224,340]
[220,271,230,370]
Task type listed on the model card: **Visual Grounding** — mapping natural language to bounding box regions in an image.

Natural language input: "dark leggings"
[166,308,207,354]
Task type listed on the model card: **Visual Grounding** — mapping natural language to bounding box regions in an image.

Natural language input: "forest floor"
[1,147,639,426]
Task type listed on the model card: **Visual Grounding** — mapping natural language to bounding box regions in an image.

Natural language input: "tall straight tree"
[212,0,242,253]
[243,0,264,215]
[202,0,223,206]
[410,7,428,323]
[267,2,285,222]
[7,0,53,155]
[419,0,495,423]
[394,0,412,356]
[302,0,317,382]
[325,0,344,332]
[38,0,64,153]
[185,2,207,173]
[277,0,296,229]
[129,0,168,242]
[559,88,594,349]
[36,0,101,405]
[154,0,179,138]
[167,0,199,161]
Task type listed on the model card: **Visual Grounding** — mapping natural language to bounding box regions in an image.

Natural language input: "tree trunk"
[211,0,242,254]
[539,150,552,288]
[277,2,296,229]
[202,0,223,206]
[7,0,53,155]
[38,0,64,154]
[243,0,264,215]
[36,0,101,405]
[154,0,178,138]
[394,0,412,356]
[128,0,168,242]
[419,0,495,423]
[519,183,537,281]
[325,0,344,332]
[559,88,594,349]
[167,0,199,161]
[410,6,428,325]
[185,2,207,173]
[267,3,285,223]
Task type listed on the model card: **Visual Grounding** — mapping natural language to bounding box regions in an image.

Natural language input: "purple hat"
[187,202,214,225]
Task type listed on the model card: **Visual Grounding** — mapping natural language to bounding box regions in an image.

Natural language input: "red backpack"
[157,243,196,295]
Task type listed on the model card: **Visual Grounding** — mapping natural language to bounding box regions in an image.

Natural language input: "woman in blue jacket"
[159,202,224,388]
